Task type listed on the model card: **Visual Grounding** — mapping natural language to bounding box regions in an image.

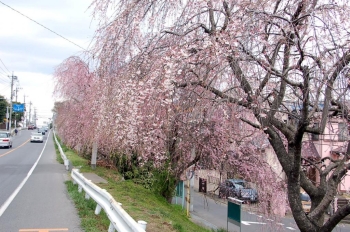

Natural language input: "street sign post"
[227,197,243,232]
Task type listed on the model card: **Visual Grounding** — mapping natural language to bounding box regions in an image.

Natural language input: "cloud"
[0,0,97,123]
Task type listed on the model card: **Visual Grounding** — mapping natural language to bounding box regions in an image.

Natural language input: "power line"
[0,69,10,80]
[0,0,87,51]
[0,71,9,79]
[0,79,9,86]
[0,86,9,96]
[0,58,10,74]
[0,72,10,84]
[0,70,9,76]
[0,68,8,76]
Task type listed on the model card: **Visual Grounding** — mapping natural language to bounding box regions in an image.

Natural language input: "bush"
[152,167,177,202]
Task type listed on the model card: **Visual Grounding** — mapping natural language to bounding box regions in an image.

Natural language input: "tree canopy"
[54,1,350,231]
[0,95,8,123]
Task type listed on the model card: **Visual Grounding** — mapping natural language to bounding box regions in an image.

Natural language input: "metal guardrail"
[53,130,70,171]
[53,130,147,231]
[71,169,147,232]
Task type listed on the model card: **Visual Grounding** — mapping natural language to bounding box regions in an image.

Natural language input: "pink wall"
[312,119,350,192]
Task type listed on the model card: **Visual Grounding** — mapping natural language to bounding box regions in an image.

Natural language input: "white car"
[0,131,12,148]
[30,132,44,143]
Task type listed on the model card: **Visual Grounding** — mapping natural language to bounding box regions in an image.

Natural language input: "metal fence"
[53,130,147,232]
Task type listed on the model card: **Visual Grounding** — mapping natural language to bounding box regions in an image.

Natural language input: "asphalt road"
[191,190,350,232]
[0,129,82,232]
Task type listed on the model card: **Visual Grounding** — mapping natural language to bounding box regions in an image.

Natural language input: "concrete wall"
[193,169,224,195]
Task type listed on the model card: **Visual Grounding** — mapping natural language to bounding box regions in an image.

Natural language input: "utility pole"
[8,73,17,132]
[15,86,22,102]
[23,95,27,127]
[28,101,32,125]
[34,108,37,127]
[6,106,9,130]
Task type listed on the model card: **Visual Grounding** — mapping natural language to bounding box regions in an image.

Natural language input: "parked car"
[28,125,34,130]
[38,127,45,135]
[240,188,259,202]
[0,131,12,148]
[300,192,311,214]
[218,179,244,198]
[219,179,259,202]
[30,132,44,143]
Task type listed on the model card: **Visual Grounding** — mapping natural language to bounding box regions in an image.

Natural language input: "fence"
[71,169,147,232]
[53,130,147,232]
[53,130,70,171]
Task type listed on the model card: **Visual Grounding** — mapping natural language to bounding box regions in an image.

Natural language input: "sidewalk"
[190,190,227,230]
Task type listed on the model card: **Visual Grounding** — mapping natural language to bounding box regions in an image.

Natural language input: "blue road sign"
[13,104,24,112]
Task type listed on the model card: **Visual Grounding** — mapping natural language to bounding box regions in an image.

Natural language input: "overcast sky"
[0,0,96,123]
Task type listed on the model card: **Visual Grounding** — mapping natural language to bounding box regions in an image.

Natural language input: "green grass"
[66,181,110,232]
[53,137,218,232]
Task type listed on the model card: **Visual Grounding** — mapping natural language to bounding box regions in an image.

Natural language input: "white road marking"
[286,227,297,230]
[0,131,50,217]
[242,221,267,225]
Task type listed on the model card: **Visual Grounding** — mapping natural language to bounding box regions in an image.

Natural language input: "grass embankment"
[54,141,216,232]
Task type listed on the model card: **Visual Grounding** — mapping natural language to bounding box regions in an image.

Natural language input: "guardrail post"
[138,220,147,230]
[108,223,116,232]
[64,159,69,170]
[78,185,82,193]
[85,192,90,200]
[95,204,102,215]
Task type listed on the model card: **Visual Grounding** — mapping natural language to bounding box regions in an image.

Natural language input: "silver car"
[30,132,44,143]
[0,131,13,148]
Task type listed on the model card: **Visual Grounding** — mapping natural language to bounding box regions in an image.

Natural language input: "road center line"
[0,139,30,158]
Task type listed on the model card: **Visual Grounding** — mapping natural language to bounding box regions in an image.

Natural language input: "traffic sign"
[13,104,25,112]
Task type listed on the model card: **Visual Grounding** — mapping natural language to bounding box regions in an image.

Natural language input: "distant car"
[30,132,44,143]
[43,126,49,132]
[218,179,244,198]
[0,131,13,148]
[29,125,37,130]
[300,192,311,214]
[38,127,45,135]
